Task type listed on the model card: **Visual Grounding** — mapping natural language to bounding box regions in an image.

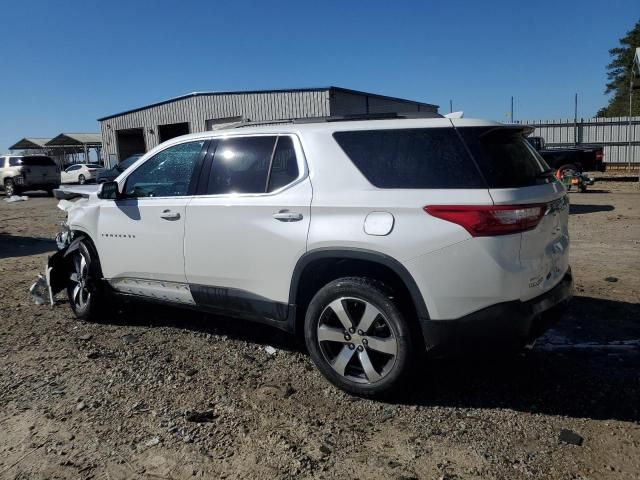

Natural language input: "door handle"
[160,210,181,221]
[273,210,303,222]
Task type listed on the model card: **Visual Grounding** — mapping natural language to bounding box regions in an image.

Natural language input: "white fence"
[519,116,640,164]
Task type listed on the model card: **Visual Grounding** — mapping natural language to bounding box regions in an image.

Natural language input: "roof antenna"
[444,111,464,119]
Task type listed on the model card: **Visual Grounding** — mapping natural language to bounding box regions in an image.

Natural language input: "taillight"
[595,150,604,162]
[424,204,546,237]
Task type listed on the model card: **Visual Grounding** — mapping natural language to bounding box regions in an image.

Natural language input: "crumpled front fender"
[31,233,86,305]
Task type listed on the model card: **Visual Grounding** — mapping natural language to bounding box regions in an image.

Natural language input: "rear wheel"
[4,179,18,197]
[304,277,414,397]
[67,241,109,321]
[78,174,86,185]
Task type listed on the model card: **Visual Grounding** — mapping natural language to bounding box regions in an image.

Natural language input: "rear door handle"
[160,210,181,220]
[273,210,303,222]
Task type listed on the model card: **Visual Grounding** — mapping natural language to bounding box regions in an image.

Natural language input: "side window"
[124,141,204,198]
[267,137,299,192]
[9,157,22,167]
[67,165,80,172]
[206,136,276,194]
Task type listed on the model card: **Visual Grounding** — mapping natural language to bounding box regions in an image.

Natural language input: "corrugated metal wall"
[329,90,437,116]
[100,90,332,162]
[522,116,640,164]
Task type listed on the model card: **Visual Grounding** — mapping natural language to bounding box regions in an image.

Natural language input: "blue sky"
[0,0,638,153]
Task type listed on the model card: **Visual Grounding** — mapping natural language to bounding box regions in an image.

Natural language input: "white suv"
[46,115,572,397]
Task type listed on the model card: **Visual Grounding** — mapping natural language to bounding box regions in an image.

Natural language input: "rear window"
[457,127,551,188]
[12,156,56,167]
[333,128,484,188]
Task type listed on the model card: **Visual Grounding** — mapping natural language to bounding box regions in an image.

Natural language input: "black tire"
[46,188,55,197]
[304,277,414,398]
[4,179,18,197]
[66,241,109,321]
[78,174,86,185]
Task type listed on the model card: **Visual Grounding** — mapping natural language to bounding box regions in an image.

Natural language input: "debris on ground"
[604,276,619,283]
[145,437,161,448]
[185,410,217,423]
[29,275,48,305]
[264,345,277,356]
[4,195,28,203]
[559,429,584,446]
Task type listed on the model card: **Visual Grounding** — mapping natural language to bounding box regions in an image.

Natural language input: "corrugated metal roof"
[8,138,53,150]
[98,86,438,121]
[46,133,102,146]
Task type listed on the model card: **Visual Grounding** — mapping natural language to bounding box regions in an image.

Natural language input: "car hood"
[53,184,100,200]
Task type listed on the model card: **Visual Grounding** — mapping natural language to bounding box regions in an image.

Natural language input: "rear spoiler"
[53,185,99,200]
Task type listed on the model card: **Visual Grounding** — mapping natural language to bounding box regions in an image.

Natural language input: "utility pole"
[574,93,578,147]
[510,96,514,123]
[449,100,453,113]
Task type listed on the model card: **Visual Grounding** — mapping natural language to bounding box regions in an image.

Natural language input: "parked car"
[96,154,143,183]
[46,116,572,397]
[526,136,605,175]
[0,155,60,196]
[60,163,104,184]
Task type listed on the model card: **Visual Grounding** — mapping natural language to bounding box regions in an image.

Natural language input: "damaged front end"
[30,194,91,306]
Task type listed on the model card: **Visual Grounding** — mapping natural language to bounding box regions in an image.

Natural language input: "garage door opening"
[116,128,146,163]
[158,122,190,143]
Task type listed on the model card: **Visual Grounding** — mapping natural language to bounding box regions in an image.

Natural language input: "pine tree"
[597,20,640,117]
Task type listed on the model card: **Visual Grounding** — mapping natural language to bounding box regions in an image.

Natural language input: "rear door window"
[456,127,552,188]
[268,136,299,192]
[206,136,277,194]
[333,128,484,188]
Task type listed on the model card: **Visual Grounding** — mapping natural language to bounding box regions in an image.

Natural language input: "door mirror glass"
[99,181,120,200]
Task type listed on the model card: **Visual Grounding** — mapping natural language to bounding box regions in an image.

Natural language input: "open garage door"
[158,122,190,143]
[116,128,146,163]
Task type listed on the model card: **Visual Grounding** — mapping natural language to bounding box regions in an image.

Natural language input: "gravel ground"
[0,175,639,479]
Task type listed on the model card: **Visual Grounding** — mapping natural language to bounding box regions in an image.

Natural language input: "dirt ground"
[1,174,639,480]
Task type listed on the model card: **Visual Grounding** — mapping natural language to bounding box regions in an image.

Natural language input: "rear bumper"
[420,268,573,356]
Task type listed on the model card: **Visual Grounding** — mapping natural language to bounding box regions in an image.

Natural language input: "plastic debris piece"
[4,195,28,202]
[559,429,583,446]
[264,345,277,356]
[29,275,48,305]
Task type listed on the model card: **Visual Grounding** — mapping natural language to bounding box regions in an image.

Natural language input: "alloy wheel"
[70,249,91,309]
[317,297,398,384]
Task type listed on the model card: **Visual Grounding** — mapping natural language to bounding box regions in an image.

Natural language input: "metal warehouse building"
[98,87,438,165]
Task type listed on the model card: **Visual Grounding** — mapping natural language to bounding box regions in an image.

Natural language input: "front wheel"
[304,277,414,398]
[67,241,109,321]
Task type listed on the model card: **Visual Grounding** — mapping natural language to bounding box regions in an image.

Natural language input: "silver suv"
[1,155,60,196]
[43,115,572,397]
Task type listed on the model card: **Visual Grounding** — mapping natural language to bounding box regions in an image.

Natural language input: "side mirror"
[98,181,121,200]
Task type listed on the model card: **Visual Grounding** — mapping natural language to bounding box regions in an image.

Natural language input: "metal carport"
[45,133,102,166]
